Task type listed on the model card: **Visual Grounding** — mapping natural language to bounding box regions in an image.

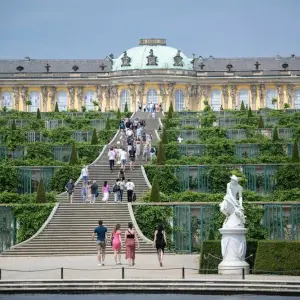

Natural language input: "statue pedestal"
[218,228,249,275]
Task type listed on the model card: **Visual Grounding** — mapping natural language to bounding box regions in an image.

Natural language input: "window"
[120,90,130,112]
[175,90,184,111]
[238,89,249,108]
[56,91,68,111]
[294,90,300,109]
[147,89,158,105]
[211,90,222,110]
[29,91,40,112]
[84,91,95,111]
[1,92,13,110]
[265,89,277,108]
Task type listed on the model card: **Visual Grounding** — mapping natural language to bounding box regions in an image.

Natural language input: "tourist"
[128,146,136,170]
[125,179,135,202]
[119,119,125,131]
[136,138,141,156]
[108,147,116,172]
[153,224,167,267]
[125,222,139,266]
[120,147,127,170]
[159,103,162,112]
[92,220,108,266]
[81,166,89,183]
[65,179,74,204]
[137,126,143,140]
[151,111,156,119]
[111,224,122,265]
[102,181,110,203]
[91,180,98,203]
[86,180,92,203]
[177,136,183,143]
[118,167,125,180]
[112,178,121,203]
[150,146,156,160]
[220,105,224,111]
[119,176,126,202]
[142,143,150,161]
[81,182,87,203]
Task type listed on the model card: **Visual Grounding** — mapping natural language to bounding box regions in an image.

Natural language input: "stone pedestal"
[218,228,249,275]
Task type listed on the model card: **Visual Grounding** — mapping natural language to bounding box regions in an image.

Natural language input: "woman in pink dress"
[111,224,122,265]
[125,222,140,266]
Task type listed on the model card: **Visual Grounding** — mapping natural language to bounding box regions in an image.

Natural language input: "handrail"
[131,202,300,206]
[141,166,151,189]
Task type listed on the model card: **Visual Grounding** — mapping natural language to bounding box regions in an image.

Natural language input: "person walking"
[125,179,135,202]
[119,176,126,202]
[111,224,122,265]
[125,222,139,266]
[81,166,89,183]
[120,147,127,170]
[108,147,116,172]
[92,220,108,266]
[91,180,98,203]
[143,143,150,161]
[136,138,141,157]
[112,178,121,203]
[128,147,136,170]
[65,179,74,203]
[81,182,87,203]
[102,181,110,203]
[86,180,92,203]
[118,168,125,180]
[153,225,167,267]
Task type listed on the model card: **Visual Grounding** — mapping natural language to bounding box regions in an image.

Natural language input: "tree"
[36,108,41,119]
[167,102,174,119]
[124,102,129,113]
[54,102,59,112]
[292,140,300,163]
[247,107,253,118]
[156,141,166,165]
[36,178,46,203]
[161,127,168,144]
[11,120,17,130]
[272,126,279,142]
[258,115,264,128]
[91,128,98,145]
[149,176,160,202]
[117,108,121,119]
[240,100,245,111]
[69,143,78,165]
[105,117,111,130]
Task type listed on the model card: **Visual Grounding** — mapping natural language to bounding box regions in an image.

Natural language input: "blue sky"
[0,0,299,59]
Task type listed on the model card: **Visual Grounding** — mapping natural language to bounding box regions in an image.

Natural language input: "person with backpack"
[128,147,136,170]
[112,178,121,203]
[91,180,98,203]
[125,179,135,202]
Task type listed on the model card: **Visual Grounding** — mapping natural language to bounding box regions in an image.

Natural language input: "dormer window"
[72,65,79,72]
[199,62,205,70]
[226,63,233,72]
[282,62,289,69]
[16,65,24,72]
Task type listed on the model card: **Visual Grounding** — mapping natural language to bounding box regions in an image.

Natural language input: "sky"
[0,0,299,59]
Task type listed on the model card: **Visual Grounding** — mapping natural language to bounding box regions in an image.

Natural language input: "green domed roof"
[113,45,193,71]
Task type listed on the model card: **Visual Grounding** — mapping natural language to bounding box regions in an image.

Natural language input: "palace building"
[0,38,300,112]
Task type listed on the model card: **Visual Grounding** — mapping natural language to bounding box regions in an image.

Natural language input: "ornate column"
[21,87,28,112]
[129,84,137,112]
[230,85,237,109]
[104,86,110,111]
[41,86,48,112]
[259,84,266,108]
[68,86,75,110]
[276,84,283,109]
[250,85,257,109]
[49,86,57,111]
[110,85,118,110]
[167,82,175,109]
[96,85,103,111]
[222,85,229,109]
[137,81,145,108]
[287,84,295,107]
[12,86,20,110]
[76,86,84,110]
[159,84,167,111]
[203,85,211,106]
[185,83,192,109]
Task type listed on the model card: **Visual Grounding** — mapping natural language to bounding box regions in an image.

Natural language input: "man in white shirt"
[125,179,135,202]
[108,147,116,172]
[120,148,127,170]
[81,166,89,183]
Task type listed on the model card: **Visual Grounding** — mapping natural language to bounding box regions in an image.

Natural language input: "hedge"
[254,240,300,275]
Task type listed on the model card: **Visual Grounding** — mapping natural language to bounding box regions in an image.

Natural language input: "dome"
[112,44,193,71]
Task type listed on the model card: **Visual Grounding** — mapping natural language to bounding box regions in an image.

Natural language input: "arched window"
[1,91,13,110]
[120,90,130,112]
[56,91,68,111]
[210,90,222,110]
[294,90,300,109]
[84,91,95,111]
[147,89,158,105]
[175,90,184,111]
[29,91,40,112]
[265,89,277,108]
[238,89,249,108]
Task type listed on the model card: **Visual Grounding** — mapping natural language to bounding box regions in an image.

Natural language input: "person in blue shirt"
[92,220,108,266]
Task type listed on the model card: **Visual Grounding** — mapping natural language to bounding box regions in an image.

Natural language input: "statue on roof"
[146,49,158,66]
[173,50,183,67]
[121,51,131,67]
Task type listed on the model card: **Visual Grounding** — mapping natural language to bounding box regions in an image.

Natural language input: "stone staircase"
[3,112,162,256]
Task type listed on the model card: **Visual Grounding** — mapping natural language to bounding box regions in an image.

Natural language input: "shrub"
[25,143,53,160]
[254,241,300,275]
[164,144,180,160]
[36,108,41,119]
[11,120,17,130]
[272,126,279,142]
[247,107,253,117]
[36,179,46,203]
[275,164,300,190]
[240,100,245,111]
[117,108,121,119]
[69,143,78,165]
[0,192,56,204]
[156,142,166,165]
[105,118,111,130]
[258,116,264,128]
[0,166,20,192]
[161,127,168,144]
[292,140,300,162]
[149,176,160,202]
[91,128,98,145]
[124,102,129,113]
[54,102,59,112]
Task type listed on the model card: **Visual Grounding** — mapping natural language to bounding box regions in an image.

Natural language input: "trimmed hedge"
[254,240,300,275]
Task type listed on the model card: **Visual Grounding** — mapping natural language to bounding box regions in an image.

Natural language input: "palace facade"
[1,38,300,112]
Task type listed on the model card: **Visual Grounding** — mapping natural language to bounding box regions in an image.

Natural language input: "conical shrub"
[117,108,121,120]
[167,102,174,119]
[124,102,128,113]
[156,141,166,165]
[292,140,300,163]
[272,126,279,142]
[105,117,111,130]
[161,127,168,144]
[149,176,160,202]
[91,128,98,145]
[247,107,253,118]
[240,100,245,111]
[54,102,59,112]
[36,178,46,203]
[258,115,264,128]
[36,108,41,119]
[11,119,17,130]
[69,143,78,165]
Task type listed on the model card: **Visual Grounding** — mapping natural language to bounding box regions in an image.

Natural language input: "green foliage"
[25,143,53,160]
[164,144,180,160]
[11,120,17,130]
[149,176,160,202]
[161,127,168,144]
[0,191,56,204]
[275,164,300,190]
[105,117,111,130]
[167,102,174,119]
[240,100,246,111]
[156,142,166,165]
[91,128,98,145]
[272,126,279,142]
[247,107,253,117]
[200,110,216,127]
[54,102,59,112]
[117,108,121,120]
[258,115,264,128]
[284,103,290,109]
[254,241,300,275]
[36,108,41,119]
[292,140,300,162]
[0,166,20,192]
[69,143,78,165]
[36,179,46,203]
[124,102,129,113]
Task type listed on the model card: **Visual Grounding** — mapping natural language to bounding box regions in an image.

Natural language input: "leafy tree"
[91,128,98,145]
[105,117,111,130]
[167,102,174,119]
[161,127,168,144]
[292,140,300,163]
[240,100,245,111]
[36,108,41,119]
[272,126,279,142]
[54,102,59,112]
[149,176,160,202]
[156,142,166,165]
[247,107,253,118]
[0,166,20,192]
[124,102,129,113]
[258,115,264,128]
[117,108,121,120]
[69,143,78,165]
[11,120,17,130]
[36,179,46,203]
[275,164,300,190]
